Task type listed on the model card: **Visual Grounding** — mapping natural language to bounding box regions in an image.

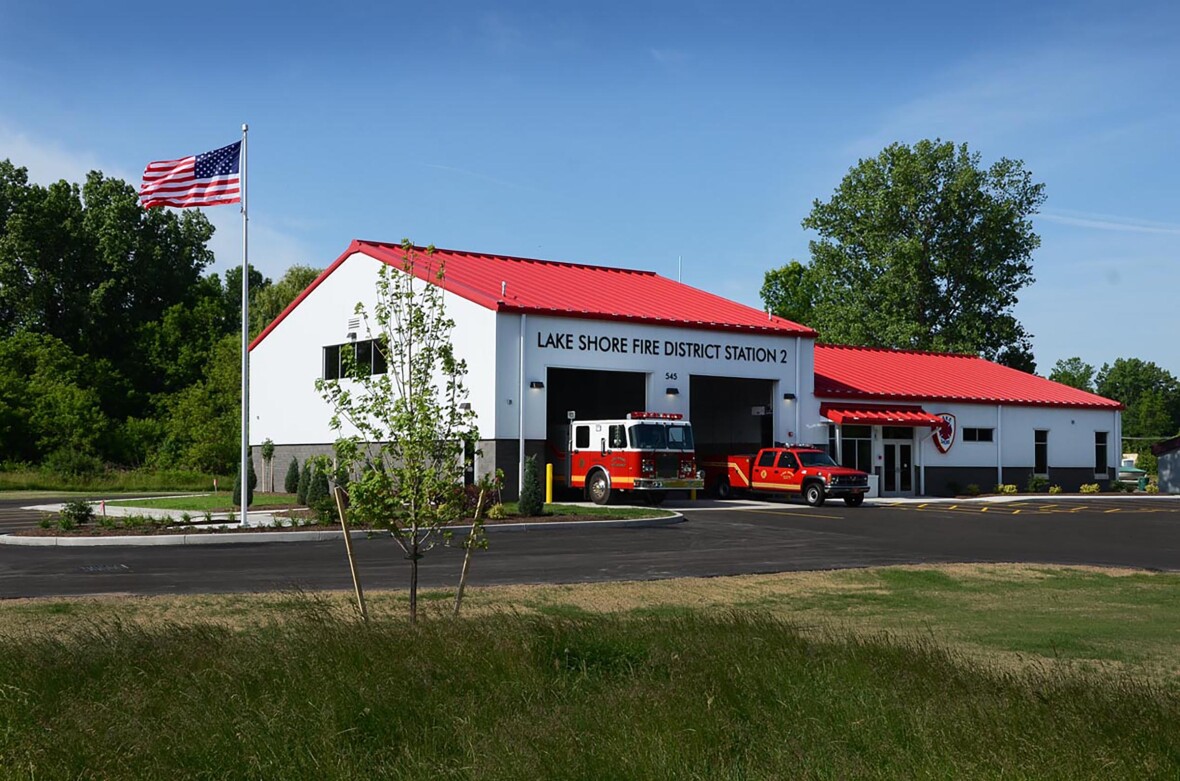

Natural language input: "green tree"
[759,260,816,327]
[1048,357,1096,392]
[776,139,1045,370]
[154,334,240,473]
[297,459,312,505]
[1096,358,1180,439]
[250,265,323,338]
[284,456,301,494]
[318,241,477,624]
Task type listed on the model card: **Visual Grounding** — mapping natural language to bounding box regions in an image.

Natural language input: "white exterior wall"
[915,402,1121,480]
[494,314,818,442]
[249,252,498,447]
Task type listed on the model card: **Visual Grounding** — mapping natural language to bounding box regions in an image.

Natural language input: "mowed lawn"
[2,565,1178,779]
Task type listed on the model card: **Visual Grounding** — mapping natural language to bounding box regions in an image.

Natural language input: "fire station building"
[249,240,1123,498]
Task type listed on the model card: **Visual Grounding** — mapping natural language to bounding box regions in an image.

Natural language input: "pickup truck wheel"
[804,482,826,507]
[843,494,865,507]
[715,477,732,499]
[587,471,611,505]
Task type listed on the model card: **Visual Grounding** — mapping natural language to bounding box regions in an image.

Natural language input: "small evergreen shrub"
[487,503,508,520]
[965,484,981,497]
[1145,481,1159,494]
[995,484,1018,495]
[1080,483,1101,494]
[231,457,257,508]
[518,454,544,517]
[1049,485,1063,495]
[297,460,312,505]
[284,456,300,494]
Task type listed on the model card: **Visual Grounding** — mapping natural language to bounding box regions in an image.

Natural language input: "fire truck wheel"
[843,494,865,507]
[646,491,667,506]
[587,471,611,505]
[715,477,732,499]
[804,481,826,507]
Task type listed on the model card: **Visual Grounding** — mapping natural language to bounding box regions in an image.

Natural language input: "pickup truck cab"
[705,446,870,507]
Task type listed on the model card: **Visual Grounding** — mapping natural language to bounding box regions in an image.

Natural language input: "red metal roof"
[249,241,816,350]
[819,403,944,427]
[815,344,1123,410]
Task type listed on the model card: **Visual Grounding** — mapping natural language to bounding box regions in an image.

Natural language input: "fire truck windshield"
[629,423,694,451]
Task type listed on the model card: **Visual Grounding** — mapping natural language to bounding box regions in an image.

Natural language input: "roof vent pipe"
[501,281,507,297]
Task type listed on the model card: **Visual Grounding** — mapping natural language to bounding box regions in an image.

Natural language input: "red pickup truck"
[702,445,870,507]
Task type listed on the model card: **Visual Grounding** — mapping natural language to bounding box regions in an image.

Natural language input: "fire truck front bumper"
[633,478,705,491]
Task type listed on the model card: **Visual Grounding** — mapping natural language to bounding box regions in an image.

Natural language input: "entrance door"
[882,441,914,496]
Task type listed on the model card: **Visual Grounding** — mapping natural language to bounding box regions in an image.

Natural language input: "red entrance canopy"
[820,403,944,427]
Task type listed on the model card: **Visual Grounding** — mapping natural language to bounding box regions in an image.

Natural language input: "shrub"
[1049,485,1063,495]
[965,483,981,497]
[945,481,961,496]
[518,454,544,517]
[1145,481,1160,494]
[1080,483,1101,494]
[297,460,312,505]
[995,484,1018,495]
[231,456,257,508]
[1026,476,1049,493]
[306,459,333,520]
[45,449,104,479]
[487,503,508,520]
[59,499,95,527]
[284,456,300,494]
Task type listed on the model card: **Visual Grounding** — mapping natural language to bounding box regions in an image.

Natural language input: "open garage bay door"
[545,368,646,491]
[690,375,775,458]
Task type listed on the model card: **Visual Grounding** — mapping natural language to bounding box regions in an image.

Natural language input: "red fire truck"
[566,412,705,505]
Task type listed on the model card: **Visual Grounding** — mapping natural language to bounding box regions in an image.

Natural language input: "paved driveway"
[2,496,1178,599]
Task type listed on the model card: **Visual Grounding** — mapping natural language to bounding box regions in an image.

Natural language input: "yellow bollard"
[690,489,697,501]
[545,463,553,504]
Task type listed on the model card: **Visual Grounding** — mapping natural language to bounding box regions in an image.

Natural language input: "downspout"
[793,337,801,442]
[996,404,1003,488]
[518,313,527,497]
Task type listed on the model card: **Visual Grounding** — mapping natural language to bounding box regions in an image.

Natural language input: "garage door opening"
[545,368,646,492]
[690,375,775,458]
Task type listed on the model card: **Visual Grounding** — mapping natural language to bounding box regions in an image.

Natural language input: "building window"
[839,425,872,472]
[1095,432,1108,476]
[322,338,388,380]
[1034,430,1048,476]
[963,427,994,442]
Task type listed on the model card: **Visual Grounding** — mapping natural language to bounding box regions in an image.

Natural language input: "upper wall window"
[322,339,388,380]
[963,427,994,442]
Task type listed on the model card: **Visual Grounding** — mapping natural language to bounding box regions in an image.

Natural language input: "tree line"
[0,159,319,476]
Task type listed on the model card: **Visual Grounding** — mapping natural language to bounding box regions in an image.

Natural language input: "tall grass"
[0,467,226,493]
[1,607,1175,779]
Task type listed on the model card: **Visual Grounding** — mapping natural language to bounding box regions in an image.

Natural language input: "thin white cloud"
[0,122,130,184]
[1038,210,1180,235]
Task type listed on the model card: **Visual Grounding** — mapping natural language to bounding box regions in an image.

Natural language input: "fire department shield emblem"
[933,413,956,454]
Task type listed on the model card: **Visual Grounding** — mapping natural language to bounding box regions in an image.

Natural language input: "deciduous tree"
[766,140,1045,371]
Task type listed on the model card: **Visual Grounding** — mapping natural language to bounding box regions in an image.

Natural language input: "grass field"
[2,565,1178,778]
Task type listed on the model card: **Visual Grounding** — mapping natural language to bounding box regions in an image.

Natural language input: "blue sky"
[2,0,1177,379]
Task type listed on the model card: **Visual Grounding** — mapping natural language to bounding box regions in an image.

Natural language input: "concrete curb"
[0,513,685,547]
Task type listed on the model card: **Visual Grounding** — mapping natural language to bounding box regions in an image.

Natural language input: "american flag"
[139,141,242,209]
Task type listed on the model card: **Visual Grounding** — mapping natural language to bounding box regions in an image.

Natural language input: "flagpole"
[240,123,250,527]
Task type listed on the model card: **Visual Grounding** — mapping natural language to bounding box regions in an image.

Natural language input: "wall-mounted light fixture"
[346,332,357,342]
[529,381,545,389]
[666,387,680,395]
[783,392,796,401]
[459,402,471,411]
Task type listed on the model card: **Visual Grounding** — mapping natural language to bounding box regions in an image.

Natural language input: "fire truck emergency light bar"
[627,412,684,420]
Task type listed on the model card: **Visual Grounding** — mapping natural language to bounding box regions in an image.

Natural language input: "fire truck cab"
[567,412,705,505]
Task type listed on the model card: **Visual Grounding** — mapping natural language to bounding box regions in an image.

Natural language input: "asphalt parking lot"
[1,495,1178,599]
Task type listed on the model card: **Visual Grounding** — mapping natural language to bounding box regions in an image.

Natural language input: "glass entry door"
[882,441,914,496]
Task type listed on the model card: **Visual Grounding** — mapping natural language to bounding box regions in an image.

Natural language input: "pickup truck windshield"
[629,423,695,450]
[798,451,839,467]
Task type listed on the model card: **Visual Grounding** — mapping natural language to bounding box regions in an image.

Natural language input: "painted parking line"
[880,501,1180,516]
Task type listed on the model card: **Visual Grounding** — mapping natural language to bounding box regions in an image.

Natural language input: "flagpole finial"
[242,123,248,132]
